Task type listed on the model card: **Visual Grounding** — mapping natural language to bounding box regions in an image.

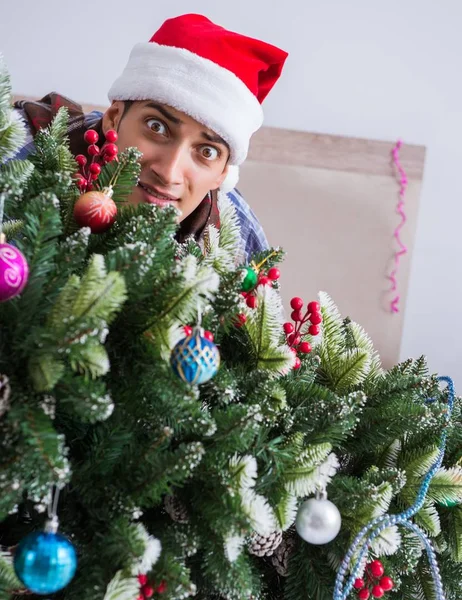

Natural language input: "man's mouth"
[137,182,179,205]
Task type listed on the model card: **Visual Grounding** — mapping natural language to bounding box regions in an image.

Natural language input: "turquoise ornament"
[14,518,77,595]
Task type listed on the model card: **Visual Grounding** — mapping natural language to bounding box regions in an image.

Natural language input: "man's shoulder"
[225,187,269,260]
[12,102,103,161]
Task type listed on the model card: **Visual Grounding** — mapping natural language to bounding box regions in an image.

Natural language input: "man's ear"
[102,101,125,134]
[213,163,229,190]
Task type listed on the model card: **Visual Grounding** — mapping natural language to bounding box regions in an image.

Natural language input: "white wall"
[2,0,461,384]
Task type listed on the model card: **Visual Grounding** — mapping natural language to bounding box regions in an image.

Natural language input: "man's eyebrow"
[143,102,183,125]
[201,131,229,149]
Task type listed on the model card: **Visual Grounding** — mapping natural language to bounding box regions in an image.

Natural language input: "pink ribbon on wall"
[388,140,409,313]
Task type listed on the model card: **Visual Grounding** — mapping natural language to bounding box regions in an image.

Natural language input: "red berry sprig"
[234,313,247,328]
[284,298,322,368]
[183,325,214,342]
[74,129,119,193]
[137,575,168,599]
[353,560,394,599]
[241,265,280,310]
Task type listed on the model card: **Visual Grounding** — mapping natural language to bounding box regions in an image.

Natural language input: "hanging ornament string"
[333,375,455,600]
[47,484,61,531]
[388,140,409,314]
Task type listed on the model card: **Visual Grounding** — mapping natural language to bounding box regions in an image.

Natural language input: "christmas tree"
[0,58,461,600]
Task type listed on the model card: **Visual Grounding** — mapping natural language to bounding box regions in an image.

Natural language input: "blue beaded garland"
[171,328,220,385]
[14,530,77,595]
[333,376,454,600]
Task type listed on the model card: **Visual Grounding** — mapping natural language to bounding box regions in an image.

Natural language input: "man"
[14,14,288,262]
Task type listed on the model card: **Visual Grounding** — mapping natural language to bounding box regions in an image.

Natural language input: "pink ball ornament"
[0,241,29,302]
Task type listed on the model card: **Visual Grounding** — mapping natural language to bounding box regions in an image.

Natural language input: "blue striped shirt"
[13,108,269,262]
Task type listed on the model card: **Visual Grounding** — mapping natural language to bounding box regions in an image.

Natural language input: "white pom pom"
[220,165,240,193]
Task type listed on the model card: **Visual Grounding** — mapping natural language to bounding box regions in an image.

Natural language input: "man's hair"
[121,100,134,122]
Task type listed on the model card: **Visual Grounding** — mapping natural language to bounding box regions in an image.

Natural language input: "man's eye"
[146,119,167,135]
[200,145,219,160]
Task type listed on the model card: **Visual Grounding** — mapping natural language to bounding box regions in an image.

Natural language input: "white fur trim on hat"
[108,43,263,165]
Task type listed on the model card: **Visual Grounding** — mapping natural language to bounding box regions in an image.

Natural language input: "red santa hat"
[108,14,288,170]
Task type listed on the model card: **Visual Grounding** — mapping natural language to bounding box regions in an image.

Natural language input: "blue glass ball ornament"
[14,525,77,595]
[171,327,220,384]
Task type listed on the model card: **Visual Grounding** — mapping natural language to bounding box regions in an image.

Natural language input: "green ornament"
[241,267,258,292]
[438,498,461,508]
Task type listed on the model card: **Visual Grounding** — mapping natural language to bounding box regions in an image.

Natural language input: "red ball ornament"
[358,590,370,600]
[156,580,168,594]
[353,578,365,590]
[291,310,303,322]
[73,188,117,233]
[246,295,258,309]
[76,154,87,166]
[88,144,100,156]
[183,325,193,337]
[293,356,301,370]
[258,275,270,286]
[371,586,384,598]
[104,143,118,157]
[379,577,393,592]
[138,574,148,586]
[310,312,322,326]
[142,585,154,599]
[204,330,214,342]
[283,322,294,334]
[299,341,312,354]
[105,129,118,143]
[290,297,303,310]
[84,129,99,144]
[137,595,144,600]
[267,267,280,281]
[309,324,320,336]
[368,561,384,578]
[89,163,101,175]
[308,301,320,313]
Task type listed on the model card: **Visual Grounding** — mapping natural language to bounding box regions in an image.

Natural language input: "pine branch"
[96,147,141,204]
[244,285,294,374]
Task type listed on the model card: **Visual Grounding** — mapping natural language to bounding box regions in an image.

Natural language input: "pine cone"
[270,532,296,577]
[164,495,189,523]
[0,374,11,418]
[248,530,282,557]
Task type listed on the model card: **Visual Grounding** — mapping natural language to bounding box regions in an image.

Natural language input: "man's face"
[102,101,230,222]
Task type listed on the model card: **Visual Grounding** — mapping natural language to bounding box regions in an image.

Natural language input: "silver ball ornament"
[295,492,341,545]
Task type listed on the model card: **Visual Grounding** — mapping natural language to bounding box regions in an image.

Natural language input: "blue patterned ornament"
[171,327,220,384]
[14,518,77,595]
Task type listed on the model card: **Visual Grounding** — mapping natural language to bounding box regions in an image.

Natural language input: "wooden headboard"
[15,97,426,367]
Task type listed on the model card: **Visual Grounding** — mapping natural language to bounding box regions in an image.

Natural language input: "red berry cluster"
[353,560,394,599]
[284,297,322,369]
[137,574,167,599]
[233,313,247,328]
[184,325,214,342]
[75,129,119,193]
[241,267,280,310]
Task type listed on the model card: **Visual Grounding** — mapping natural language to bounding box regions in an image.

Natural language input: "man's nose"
[149,144,185,186]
